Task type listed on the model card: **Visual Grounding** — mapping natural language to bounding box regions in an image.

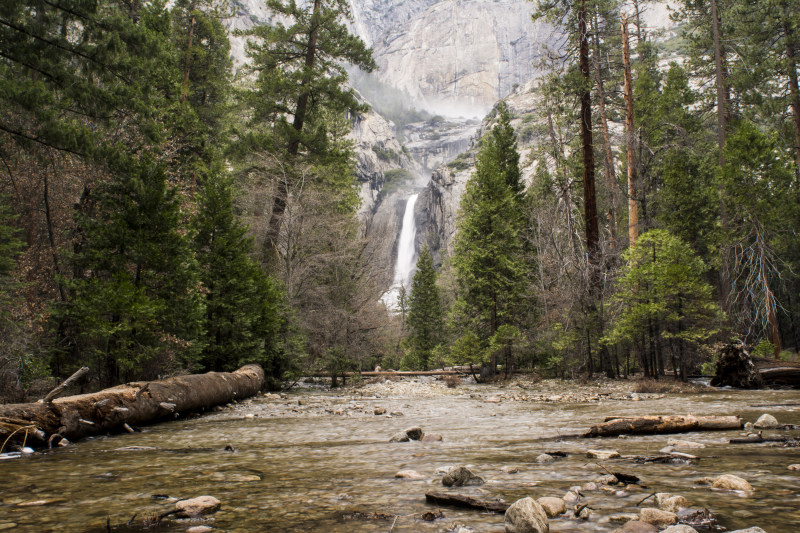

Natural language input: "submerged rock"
[655,494,689,513]
[395,469,425,480]
[504,497,549,533]
[421,433,443,442]
[175,496,220,518]
[613,521,658,533]
[728,529,767,533]
[535,453,555,464]
[666,438,705,449]
[389,426,424,442]
[661,526,698,533]
[186,527,214,533]
[442,466,485,487]
[711,474,753,492]
[586,449,620,460]
[788,464,800,471]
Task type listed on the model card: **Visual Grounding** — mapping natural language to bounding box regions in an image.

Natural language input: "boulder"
[395,469,425,480]
[586,449,621,460]
[442,466,485,487]
[504,497,549,533]
[613,521,658,533]
[175,496,221,518]
[536,497,565,518]
[711,474,753,492]
[661,526,698,533]
[535,453,555,464]
[753,414,779,429]
[374,407,387,415]
[788,464,800,471]
[639,508,677,527]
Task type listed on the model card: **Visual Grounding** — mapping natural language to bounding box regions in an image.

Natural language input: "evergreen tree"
[406,247,443,370]
[54,154,205,385]
[0,194,23,320]
[604,229,723,380]
[452,103,528,376]
[240,0,376,255]
[193,170,285,374]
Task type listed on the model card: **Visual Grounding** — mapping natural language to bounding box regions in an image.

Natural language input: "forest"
[1,0,799,399]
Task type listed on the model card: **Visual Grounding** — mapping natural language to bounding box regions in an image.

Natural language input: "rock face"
[504,497,549,533]
[348,0,551,113]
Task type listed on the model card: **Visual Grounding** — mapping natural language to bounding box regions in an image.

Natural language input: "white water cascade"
[382,193,419,311]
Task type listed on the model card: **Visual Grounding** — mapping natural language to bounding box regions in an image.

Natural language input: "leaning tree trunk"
[0,365,264,449]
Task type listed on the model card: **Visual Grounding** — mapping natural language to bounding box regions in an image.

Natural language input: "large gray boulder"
[504,497,549,533]
[754,413,779,428]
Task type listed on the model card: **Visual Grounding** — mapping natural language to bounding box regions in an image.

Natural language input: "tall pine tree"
[406,247,443,370]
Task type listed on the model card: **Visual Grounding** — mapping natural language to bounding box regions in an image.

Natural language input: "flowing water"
[381,193,419,312]
[2,380,800,532]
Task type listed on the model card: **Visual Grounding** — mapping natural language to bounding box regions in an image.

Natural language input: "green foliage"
[193,171,286,376]
[406,247,444,370]
[452,101,530,372]
[604,229,723,353]
[54,155,205,385]
[0,194,23,314]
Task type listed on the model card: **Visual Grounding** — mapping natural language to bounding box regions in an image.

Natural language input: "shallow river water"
[2,379,800,532]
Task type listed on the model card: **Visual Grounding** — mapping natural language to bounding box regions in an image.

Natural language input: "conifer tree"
[0,194,23,320]
[452,103,528,376]
[54,155,205,385]
[193,169,285,374]
[406,247,443,370]
[241,0,376,256]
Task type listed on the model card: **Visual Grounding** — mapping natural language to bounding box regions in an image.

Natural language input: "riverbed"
[1,377,799,532]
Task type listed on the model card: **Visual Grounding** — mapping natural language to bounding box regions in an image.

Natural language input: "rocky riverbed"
[1,375,799,532]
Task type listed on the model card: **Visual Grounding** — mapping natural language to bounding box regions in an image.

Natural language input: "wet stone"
[639,508,677,527]
[175,496,221,518]
[535,453,555,464]
[0,524,17,531]
[442,466,485,487]
[788,464,800,471]
[753,414,779,429]
[661,526,698,533]
[711,474,753,492]
[504,497,548,533]
[613,521,658,533]
[186,527,213,533]
[421,433,443,442]
[501,466,519,474]
[536,497,565,518]
[394,469,425,480]
[586,449,620,460]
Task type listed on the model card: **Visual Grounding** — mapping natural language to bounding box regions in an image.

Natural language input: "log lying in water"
[711,343,800,388]
[424,492,509,513]
[585,415,742,438]
[0,364,264,449]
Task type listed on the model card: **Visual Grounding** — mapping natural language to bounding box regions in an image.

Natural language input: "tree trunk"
[180,0,197,104]
[578,0,600,281]
[621,13,638,247]
[591,10,620,244]
[0,365,265,449]
[264,0,322,257]
[783,15,800,177]
[586,415,742,437]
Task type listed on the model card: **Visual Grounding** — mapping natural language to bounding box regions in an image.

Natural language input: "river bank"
[1,376,799,532]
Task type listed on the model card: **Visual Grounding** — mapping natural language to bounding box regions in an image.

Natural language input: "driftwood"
[0,365,264,449]
[42,366,89,403]
[585,415,742,438]
[424,492,509,513]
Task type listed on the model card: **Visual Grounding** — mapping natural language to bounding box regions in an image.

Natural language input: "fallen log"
[585,415,742,438]
[711,343,800,388]
[0,364,264,450]
[424,492,509,513]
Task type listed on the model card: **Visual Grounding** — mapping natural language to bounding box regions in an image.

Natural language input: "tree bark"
[621,13,638,247]
[586,415,742,437]
[591,10,620,245]
[0,365,265,449]
[180,0,197,104]
[264,0,322,257]
[783,13,800,177]
[578,0,600,279]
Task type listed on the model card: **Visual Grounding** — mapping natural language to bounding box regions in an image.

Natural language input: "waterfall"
[381,193,419,311]
[393,193,419,286]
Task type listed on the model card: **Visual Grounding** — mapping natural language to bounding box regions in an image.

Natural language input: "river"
[1,378,799,532]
